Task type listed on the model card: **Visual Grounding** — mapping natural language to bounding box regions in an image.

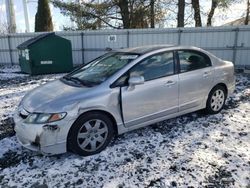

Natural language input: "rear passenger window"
[178,50,211,73]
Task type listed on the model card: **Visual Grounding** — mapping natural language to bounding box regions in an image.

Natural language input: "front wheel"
[67,112,114,156]
[205,86,226,114]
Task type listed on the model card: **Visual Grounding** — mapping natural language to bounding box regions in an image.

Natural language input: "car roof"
[116,45,176,54]
[112,45,217,60]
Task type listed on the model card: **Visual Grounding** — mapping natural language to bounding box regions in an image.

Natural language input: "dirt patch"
[0,117,15,140]
[0,150,35,170]
[205,166,235,187]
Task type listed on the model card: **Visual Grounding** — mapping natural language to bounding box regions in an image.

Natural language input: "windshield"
[63,52,139,86]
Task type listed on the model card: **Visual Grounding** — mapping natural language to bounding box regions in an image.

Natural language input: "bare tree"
[207,0,218,26]
[177,0,185,27]
[115,0,130,28]
[53,0,164,30]
[150,0,155,28]
[245,0,250,25]
[207,0,238,27]
[191,0,202,27]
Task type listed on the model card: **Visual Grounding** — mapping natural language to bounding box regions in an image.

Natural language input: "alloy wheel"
[210,89,225,111]
[77,119,108,152]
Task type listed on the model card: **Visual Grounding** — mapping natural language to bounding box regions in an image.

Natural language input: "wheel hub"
[211,89,225,111]
[76,119,108,152]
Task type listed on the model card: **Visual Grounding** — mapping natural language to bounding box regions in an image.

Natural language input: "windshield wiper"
[62,76,96,87]
[81,79,99,87]
[63,76,85,86]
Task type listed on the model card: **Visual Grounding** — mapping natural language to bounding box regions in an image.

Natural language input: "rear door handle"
[165,80,176,86]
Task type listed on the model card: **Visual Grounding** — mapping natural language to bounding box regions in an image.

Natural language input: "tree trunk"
[245,0,250,25]
[150,0,155,28]
[207,0,218,26]
[117,0,130,28]
[191,0,202,27]
[177,0,185,27]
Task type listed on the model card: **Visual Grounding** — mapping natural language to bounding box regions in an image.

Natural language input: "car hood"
[22,79,92,112]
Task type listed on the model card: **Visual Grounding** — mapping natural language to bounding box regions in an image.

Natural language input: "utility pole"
[23,0,30,32]
[5,0,16,33]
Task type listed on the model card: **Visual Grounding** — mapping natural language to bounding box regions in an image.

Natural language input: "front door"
[121,51,179,127]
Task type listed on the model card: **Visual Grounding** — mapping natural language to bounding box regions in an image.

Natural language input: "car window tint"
[178,50,211,73]
[129,52,174,81]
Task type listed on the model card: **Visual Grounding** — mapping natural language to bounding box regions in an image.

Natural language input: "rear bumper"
[14,112,67,155]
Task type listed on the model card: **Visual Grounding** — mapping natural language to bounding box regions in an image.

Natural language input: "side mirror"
[128,76,145,86]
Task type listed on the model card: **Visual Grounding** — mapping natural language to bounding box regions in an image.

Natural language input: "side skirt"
[117,105,204,135]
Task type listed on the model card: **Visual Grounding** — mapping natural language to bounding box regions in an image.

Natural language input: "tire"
[67,112,114,156]
[205,85,227,114]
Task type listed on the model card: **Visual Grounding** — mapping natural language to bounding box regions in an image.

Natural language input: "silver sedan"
[14,45,235,156]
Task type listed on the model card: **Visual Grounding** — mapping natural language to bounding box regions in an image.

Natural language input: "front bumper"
[14,111,68,155]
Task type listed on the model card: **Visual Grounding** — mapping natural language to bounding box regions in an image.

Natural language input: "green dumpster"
[17,32,73,75]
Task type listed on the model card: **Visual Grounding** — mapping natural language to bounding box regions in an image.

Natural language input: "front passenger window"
[129,52,174,81]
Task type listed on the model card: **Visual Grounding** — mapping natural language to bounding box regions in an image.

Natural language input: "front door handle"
[165,80,176,86]
[203,71,211,78]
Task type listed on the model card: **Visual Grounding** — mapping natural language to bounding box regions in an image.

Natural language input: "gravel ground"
[0,65,249,188]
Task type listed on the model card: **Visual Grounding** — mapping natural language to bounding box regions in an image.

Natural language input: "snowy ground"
[0,65,249,188]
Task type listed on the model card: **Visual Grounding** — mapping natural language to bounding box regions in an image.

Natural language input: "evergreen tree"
[35,0,53,32]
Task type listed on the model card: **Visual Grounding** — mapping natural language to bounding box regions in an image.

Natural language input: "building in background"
[223,17,250,26]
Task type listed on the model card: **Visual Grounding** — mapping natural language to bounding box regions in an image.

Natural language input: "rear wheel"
[205,85,226,114]
[67,112,114,156]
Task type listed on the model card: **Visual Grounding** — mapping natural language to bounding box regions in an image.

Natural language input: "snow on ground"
[0,65,249,188]
[0,65,64,140]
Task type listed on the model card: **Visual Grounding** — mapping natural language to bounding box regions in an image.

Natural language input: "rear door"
[120,51,179,127]
[177,50,214,111]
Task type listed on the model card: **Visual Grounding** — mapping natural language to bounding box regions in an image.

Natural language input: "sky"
[0,0,70,32]
[0,0,248,33]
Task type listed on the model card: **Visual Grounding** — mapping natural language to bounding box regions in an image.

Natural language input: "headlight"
[24,112,67,124]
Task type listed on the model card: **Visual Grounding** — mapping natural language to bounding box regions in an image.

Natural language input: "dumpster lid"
[17,32,55,49]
